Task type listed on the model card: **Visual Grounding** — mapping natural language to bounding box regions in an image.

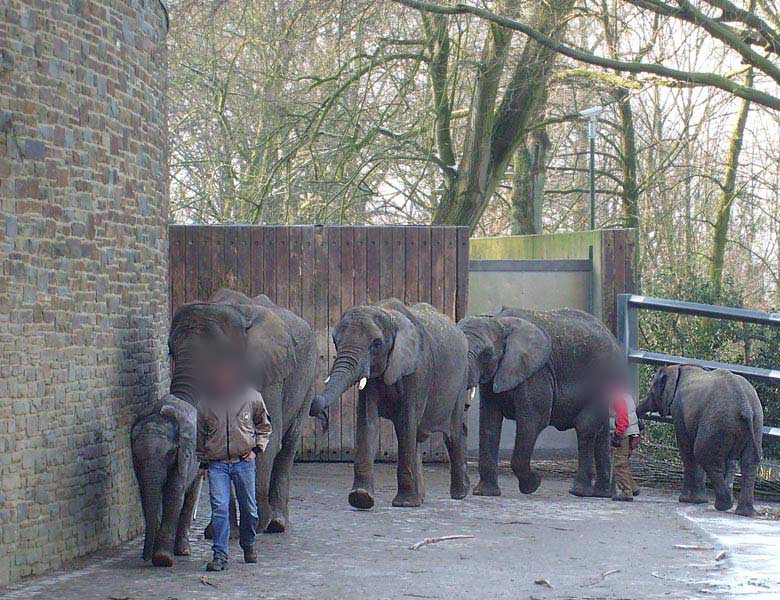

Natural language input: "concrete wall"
[0,1,169,586]
[471,229,637,334]
[471,231,603,317]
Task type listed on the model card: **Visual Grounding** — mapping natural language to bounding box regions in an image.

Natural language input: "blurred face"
[202,359,246,401]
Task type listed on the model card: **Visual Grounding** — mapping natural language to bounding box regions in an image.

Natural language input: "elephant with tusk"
[310,299,470,509]
[460,307,625,498]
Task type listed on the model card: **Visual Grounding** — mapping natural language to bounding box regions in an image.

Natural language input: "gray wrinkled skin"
[169,288,317,535]
[131,395,198,566]
[460,307,623,498]
[637,365,763,517]
[311,299,470,509]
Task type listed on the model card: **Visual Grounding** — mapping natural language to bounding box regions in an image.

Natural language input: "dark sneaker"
[633,489,641,497]
[612,494,634,502]
[243,547,257,564]
[206,556,228,571]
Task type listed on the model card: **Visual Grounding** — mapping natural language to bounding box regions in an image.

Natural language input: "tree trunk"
[428,0,574,231]
[709,68,753,292]
[510,129,549,235]
[614,87,639,230]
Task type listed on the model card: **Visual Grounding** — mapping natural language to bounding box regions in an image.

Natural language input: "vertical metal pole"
[588,117,597,230]
[617,294,638,397]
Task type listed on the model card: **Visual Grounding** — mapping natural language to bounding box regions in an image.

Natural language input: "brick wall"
[0,0,169,586]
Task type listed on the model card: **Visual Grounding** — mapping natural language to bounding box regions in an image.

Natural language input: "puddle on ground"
[683,506,780,597]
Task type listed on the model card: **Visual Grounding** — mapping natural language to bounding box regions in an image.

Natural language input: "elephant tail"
[740,405,763,461]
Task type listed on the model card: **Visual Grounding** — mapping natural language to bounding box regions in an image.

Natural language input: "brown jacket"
[197,389,272,464]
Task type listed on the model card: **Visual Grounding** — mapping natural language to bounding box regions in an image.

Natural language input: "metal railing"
[617,293,780,439]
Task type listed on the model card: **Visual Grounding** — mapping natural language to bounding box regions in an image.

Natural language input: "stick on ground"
[409,535,474,550]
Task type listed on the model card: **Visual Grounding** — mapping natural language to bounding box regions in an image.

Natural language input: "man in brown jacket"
[197,387,272,571]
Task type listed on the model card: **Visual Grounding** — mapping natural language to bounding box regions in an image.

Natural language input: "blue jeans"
[207,460,258,560]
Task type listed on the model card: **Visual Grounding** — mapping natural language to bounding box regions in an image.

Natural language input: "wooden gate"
[169,225,470,462]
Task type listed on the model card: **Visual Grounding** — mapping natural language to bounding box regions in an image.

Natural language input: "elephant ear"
[658,365,681,417]
[160,398,198,482]
[242,306,296,388]
[383,309,423,386]
[493,317,552,393]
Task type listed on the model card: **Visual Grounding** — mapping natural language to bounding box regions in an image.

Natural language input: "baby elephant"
[638,365,763,516]
[131,395,199,565]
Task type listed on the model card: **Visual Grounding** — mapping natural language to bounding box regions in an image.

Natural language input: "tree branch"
[392,0,780,111]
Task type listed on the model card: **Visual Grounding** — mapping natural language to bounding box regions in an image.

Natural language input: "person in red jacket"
[610,387,641,501]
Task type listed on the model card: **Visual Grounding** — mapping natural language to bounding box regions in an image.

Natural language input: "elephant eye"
[371,338,383,349]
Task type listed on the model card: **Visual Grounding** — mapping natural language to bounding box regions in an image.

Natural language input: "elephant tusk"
[358,377,367,390]
[469,387,477,400]
[324,376,330,384]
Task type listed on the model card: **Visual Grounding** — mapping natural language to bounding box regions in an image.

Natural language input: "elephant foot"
[348,488,375,510]
[450,470,470,500]
[569,481,595,497]
[265,516,287,534]
[518,472,542,495]
[151,551,174,567]
[714,496,734,512]
[450,482,469,500]
[473,480,501,497]
[679,491,708,504]
[592,484,612,498]
[392,492,423,508]
[735,503,756,518]
[173,539,191,556]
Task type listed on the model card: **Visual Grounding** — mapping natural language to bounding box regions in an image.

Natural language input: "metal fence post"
[617,294,638,397]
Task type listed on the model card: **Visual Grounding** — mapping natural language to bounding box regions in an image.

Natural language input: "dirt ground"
[3,462,780,600]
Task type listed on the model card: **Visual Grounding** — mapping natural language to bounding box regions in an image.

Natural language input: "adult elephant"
[168,288,316,535]
[309,299,470,509]
[131,395,199,566]
[637,365,763,516]
[460,307,623,498]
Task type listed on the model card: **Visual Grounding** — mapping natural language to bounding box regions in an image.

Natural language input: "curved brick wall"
[0,1,169,585]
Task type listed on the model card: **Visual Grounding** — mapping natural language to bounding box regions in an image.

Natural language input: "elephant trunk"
[169,348,198,405]
[137,465,164,561]
[309,346,368,425]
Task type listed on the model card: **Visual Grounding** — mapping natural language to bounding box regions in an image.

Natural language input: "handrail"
[618,294,780,439]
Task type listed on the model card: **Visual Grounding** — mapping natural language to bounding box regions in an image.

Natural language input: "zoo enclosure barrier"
[169,224,470,463]
[617,293,780,442]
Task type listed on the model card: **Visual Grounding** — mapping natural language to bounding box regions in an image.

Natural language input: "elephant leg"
[513,377,553,495]
[266,423,302,533]
[174,475,201,556]
[511,413,547,495]
[474,390,503,497]
[592,426,612,497]
[153,482,186,567]
[255,445,275,531]
[349,390,380,510]
[736,448,758,517]
[415,443,426,503]
[724,459,738,491]
[444,404,469,500]
[570,409,601,497]
[392,399,423,507]
[678,431,708,504]
[701,461,733,512]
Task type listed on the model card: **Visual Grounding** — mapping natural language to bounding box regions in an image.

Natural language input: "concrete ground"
[3,462,780,600]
